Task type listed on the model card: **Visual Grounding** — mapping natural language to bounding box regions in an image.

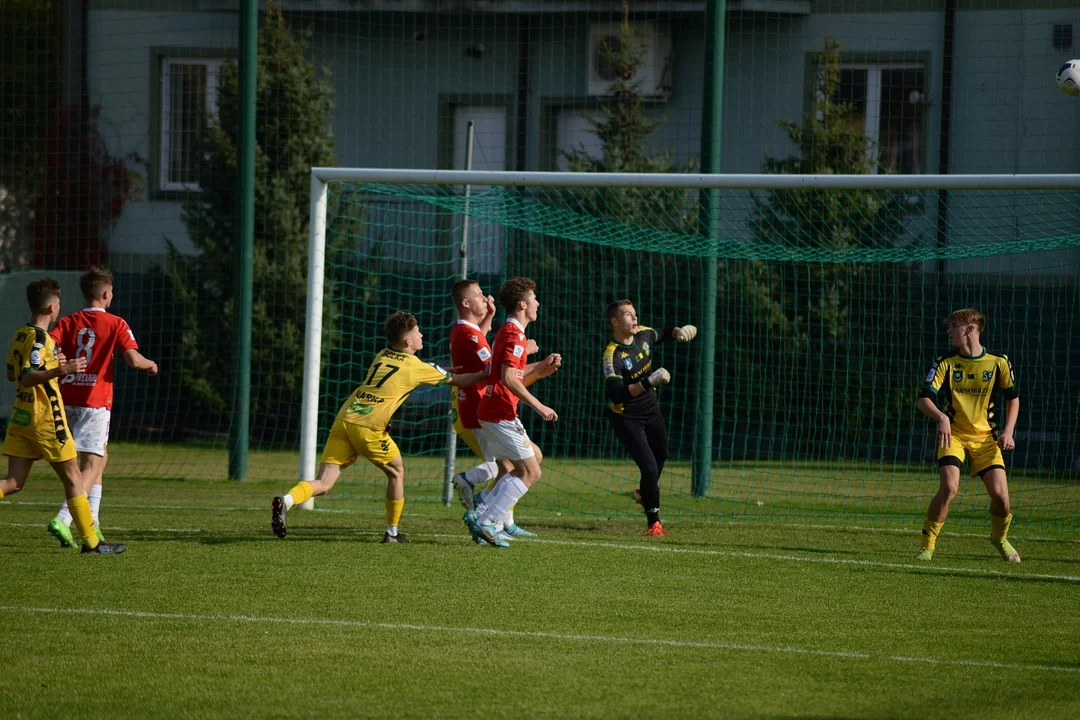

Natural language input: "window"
[554,108,604,171]
[836,64,926,174]
[160,58,223,191]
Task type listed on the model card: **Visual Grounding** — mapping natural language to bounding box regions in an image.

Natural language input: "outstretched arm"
[502,364,557,421]
[123,348,159,376]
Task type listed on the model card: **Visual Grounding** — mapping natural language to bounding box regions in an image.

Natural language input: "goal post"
[301,167,1080,531]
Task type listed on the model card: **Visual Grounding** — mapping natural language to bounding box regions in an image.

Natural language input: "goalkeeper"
[602,300,696,536]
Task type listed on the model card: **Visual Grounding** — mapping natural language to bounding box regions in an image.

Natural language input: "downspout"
[935,0,956,275]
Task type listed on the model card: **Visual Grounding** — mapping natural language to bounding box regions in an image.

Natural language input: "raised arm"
[123,348,159,376]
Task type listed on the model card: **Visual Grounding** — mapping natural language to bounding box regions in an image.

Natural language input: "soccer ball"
[1056,60,1080,96]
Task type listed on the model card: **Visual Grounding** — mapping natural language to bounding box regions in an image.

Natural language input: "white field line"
[2,521,1078,584]
[1,604,1076,675]
[3,499,1077,544]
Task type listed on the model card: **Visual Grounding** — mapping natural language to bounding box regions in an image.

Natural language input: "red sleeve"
[116,317,139,351]
[49,317,68,346]
[500,333,527,369]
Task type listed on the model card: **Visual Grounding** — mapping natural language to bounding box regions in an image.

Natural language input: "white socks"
[88,484,102,525]
[478,474,529,526]
[57,503,73,527]
[386,525,398,537]
[283,493,295,512]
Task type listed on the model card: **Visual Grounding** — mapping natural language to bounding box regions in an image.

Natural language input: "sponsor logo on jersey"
[512,344,525,358]
[952,368,964,383]
[60,372,99,386]
[982,370,994,382]
[478,347,491,361]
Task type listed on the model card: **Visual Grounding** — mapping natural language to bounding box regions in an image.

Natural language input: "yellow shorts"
[937,434,1005,477]
[320,420,399,468]
[452,415,486,459]
[2,432,77,464]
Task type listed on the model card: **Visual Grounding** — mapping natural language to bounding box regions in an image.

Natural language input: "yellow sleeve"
[997,355,1018,398]
[919,355,948,398]
[411,357,450,387]
[7,329,41,383]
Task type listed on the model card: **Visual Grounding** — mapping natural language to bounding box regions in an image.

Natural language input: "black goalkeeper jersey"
[602,326,671,419]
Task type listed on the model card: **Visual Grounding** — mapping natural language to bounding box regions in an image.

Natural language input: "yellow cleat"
[915,548,934,561]
[992,539,1021,563]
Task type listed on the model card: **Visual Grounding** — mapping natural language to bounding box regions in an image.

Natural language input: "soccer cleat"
[644,521,670,537]
[496,530,515,543]
[453,473,475,510]
[95,526,105,543]
[916,548,934,561]
[381,531,409,544]
[81,542,126,555]
[271,496,288,538]
[992,539,1021,563]
[631,489,643,506]
[504,523,537,538]
[48,517,76,548]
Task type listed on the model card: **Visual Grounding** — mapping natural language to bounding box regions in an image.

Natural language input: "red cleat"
[644,521,670,537]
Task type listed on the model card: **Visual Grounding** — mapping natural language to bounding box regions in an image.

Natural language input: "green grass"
[2,474,1079,718]
[21,442,1080,532]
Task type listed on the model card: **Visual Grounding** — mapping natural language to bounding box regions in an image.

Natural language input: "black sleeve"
[606,377,634,404]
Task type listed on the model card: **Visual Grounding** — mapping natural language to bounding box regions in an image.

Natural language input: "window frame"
[149,47,232,200]
[805,51,931,176]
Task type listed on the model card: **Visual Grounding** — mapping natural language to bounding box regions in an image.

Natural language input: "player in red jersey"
[465,277,560,547]
[448,279,557,540]
[47,267,158,548]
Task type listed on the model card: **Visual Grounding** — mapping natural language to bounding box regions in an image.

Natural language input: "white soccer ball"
[1057,60,1080,96]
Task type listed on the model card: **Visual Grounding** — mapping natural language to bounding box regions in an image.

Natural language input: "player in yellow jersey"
[0,278,125,554]
[916,308,1020,563]
[271,311,487,543]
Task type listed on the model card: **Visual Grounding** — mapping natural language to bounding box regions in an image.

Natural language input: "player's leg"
[53,407,108,541]
[917,453,962,560]
[469,420,538,546]
[0,454,35,498]
[608,411,664,533]
[641,412,670,533]
[974,439,1019,562]
[271,462,342,539]
[51,457,124,554]
[375,454,407,543]
[272,420,354,538]
[503,442,542,538]
[452,424,497,510]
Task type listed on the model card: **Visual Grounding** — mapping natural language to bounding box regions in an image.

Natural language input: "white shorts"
[478,418,535,462]
[66,406,111,456]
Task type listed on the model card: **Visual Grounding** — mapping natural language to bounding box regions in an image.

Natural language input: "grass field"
[2,468,1079,718]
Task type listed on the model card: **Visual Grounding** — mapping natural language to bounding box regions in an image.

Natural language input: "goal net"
[304,169,1080,532]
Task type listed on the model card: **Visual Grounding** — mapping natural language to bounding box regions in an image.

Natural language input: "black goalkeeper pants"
[606,409,668,522]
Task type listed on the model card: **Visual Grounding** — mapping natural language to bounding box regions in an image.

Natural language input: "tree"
[171,6,335,444]
[721,37,919,456]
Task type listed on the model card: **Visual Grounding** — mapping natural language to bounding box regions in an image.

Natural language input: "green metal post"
[228,0,257,480]
[693,0,726,497]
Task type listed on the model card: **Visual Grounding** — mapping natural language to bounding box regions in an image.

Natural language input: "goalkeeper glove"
[676,325,698,342]
[641,367,671,389]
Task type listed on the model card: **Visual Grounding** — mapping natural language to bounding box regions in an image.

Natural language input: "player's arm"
[523,353,561,386]
[917,356,951,448]
[603,348,668,403]
[996,355,1020,450]
[478,295,497,335]
[20,355,84,388]
[447,369,488,388]
[123,348,159,376]
[501,363,557,421]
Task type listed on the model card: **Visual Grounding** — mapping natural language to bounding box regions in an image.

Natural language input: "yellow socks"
[286,481,314,509]
[69,493,99,549]
[991,512,1013,542]
[921,516,945,550]
[386,497,404,529]
[0,487,5,499]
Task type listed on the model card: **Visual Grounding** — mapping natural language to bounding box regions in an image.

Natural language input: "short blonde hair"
[943,308,985,333]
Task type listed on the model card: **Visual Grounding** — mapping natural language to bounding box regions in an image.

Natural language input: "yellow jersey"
[334,348,450,431]
[5,324,71,442]
[919,349,1018,438]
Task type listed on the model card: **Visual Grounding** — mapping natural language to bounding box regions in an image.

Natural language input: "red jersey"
[49,308,139,410]
[449,320,491,429]
[477,319,528,424]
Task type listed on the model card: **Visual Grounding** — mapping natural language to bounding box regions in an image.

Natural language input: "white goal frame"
[299,168,1080,502]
